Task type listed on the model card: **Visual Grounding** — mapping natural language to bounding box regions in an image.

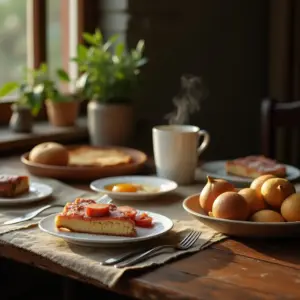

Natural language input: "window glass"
[0,0,27,85]
[47,0,62,78]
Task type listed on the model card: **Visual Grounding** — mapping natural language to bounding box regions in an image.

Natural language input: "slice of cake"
[55,198,137,237]
[225,155,286,178]
[0,175,30,197]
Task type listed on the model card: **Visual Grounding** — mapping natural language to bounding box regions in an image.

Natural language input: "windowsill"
[0,117,88,154]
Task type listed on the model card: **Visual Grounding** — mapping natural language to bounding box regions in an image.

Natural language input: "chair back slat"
[261,98,300,166]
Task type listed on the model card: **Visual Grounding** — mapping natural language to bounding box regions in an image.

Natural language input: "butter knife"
[3,204,64,225]
[100,247,148,266]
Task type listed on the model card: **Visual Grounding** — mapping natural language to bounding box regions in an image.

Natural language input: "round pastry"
[29,142,69,166]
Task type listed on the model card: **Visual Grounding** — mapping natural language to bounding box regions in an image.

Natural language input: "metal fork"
[114,230,201,268]
[3,195,112,225]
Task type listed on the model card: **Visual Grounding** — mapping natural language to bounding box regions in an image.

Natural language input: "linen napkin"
[1,219,225,288]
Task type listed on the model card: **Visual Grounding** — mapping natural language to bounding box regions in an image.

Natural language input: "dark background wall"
[98,0,269,159]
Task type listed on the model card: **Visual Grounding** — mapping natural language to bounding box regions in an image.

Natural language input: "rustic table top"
[1,156,300,300]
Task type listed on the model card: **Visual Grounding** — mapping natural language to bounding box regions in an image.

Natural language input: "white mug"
[152,125,210,185]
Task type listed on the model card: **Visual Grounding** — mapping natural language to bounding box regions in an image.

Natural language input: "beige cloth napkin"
[1,220,224,288]
[0,165,226,288]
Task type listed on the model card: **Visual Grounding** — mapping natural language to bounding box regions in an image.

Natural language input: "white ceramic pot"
[87,101,134,146]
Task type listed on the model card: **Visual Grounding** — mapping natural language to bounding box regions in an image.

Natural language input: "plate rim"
[90,175,178,197]
[182,193,300,226]
[0,182,53,204]
[21,145,148,171]
[39,211,174,244]
[200,160,300,182]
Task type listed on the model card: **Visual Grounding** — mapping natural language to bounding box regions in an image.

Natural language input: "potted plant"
[73,29,147,146]
[32,64,80,127]
[0,70,44,133]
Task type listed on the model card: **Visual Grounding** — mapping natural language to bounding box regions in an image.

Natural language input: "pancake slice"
[0,175,29,197]
[68,146,132,167]
[225,155,286,178]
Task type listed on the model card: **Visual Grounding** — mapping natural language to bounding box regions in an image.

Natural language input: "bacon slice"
[0,175,29,197]
[225,156,286,178]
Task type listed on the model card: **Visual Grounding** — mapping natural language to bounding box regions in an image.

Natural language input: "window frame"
[0,0,98,125]
[32,0,46,68]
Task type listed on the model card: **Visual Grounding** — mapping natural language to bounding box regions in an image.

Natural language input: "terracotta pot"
[45,100,79,127]
[87,101,134,146]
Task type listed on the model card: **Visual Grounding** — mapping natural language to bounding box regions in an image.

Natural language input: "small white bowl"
[90,175,178,201]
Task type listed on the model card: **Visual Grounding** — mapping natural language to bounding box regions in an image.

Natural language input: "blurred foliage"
[0,63,70,115]
[46,0,61,78]
[0,0,61,87]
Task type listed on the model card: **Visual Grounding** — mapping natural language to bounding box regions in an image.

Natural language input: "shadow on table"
[235,237,300,266]
[118,191,184,207]
[0,257,135,300]
[115,243,234,293]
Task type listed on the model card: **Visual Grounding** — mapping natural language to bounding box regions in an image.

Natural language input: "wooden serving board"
[21,145,148,181]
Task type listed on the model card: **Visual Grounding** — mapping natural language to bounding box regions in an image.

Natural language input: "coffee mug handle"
[197,130,210,156]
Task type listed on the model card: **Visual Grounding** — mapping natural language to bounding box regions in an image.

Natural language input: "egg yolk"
[112,183,138,193]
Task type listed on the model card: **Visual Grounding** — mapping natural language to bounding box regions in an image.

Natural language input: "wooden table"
[1,156,300,300]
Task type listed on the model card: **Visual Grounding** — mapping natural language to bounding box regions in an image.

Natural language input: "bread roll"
[29,142,69,166]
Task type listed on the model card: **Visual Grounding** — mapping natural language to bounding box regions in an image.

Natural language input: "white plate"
[90,176,178,201]
[0,182,53,205]
[39,211,174,247]
[200,160,300,185]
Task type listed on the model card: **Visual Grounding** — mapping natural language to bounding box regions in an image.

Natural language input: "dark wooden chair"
[261,97,300,165]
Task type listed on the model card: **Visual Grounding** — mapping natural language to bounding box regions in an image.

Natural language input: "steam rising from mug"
[165,74,209,125]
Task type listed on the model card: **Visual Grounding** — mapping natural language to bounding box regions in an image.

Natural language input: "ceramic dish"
[90,175,178,201]
[21,146,147,181]
[200,160,300,185]
[39,211,173,247]
[0,182,53,206]
[182,193,300,238]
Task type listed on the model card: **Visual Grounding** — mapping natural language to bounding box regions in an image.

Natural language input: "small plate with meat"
[0,175,53,205]
[200,156,300,185]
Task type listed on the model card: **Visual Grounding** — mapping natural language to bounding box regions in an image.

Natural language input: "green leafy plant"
[0,64,72,116]
[73,29,148,103]
[0,69,44,116]
[29,63,72,103]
